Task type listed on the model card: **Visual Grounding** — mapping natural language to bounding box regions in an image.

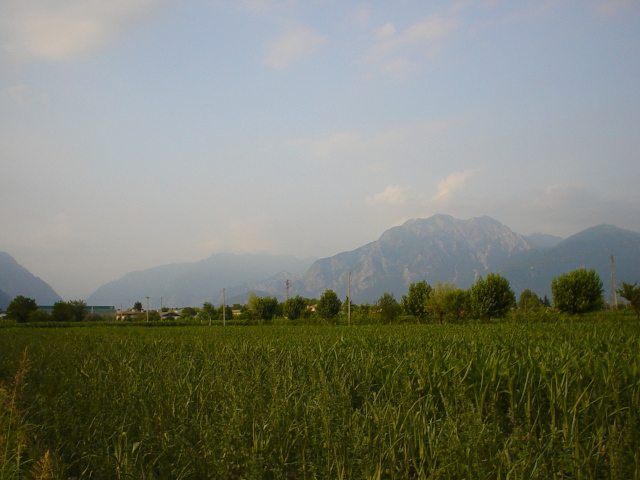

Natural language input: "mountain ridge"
[0,252,62,306]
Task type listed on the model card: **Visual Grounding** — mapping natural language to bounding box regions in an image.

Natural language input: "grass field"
[1,321,639,479]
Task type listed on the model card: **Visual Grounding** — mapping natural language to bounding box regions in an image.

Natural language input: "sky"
[1,0,639,300]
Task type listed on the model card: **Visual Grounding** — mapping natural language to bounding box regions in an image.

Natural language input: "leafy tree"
[442,288,470,322]
[52,300,87,322]
[402,281,432,324]
[542,295,551,308]
[283,296,306,320]
[253,296,279,321]
[180,307,198,319]
[517,289,542,312]
[470,273,516,321]
[551,269,604,318]
[199,302,218,325]
[426,281,456,324]
[133,301,143,312]
[219,304,233,321]
[377,293,401,325]
[617,282,640,321]
[316,290,342,320]
[28,309,51,322]
[6,295,37,323]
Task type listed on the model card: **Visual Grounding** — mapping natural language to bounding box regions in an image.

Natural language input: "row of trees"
[5,269,640,324]
[189,269,639,325]
[4,298,93,323]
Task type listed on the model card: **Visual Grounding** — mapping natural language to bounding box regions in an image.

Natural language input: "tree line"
[4,268,640,324]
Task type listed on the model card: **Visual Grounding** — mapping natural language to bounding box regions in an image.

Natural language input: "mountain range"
[294,215,640,303]
[85,253,316,308]
[2,215,639,308]
[0,252,62,309]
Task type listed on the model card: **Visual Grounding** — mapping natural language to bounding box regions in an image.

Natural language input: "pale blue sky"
[1,0,639,299]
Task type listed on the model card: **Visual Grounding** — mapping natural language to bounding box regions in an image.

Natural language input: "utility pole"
[146,296,150,322]
[610,255,618,309]
[223,288,226,327]
[348,271,351,326]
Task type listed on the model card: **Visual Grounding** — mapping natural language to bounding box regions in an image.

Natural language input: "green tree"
[199,302,218,325]
[218,304,233,321]
[426,281,456,324]
[551,268,604,318]
[283,296,306,320]
[470,273,516,321]
[617,282,640,321]
[180,307,198,319]
[377,293,401,325]
[28,309,51,322]
[252,296,279,321]
[517,289,542,312]
[442,287,470,322]
[316,290,342,321]
[6,295,37,323]
[133,301,143,312]
[52,300,87,322]
[402,281,432,324]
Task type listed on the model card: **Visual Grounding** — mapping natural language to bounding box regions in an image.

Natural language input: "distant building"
[37,305,116,316]
[115,309,143,321]
[160,311,180,320]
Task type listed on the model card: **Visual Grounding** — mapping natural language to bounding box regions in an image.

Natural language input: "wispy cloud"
[0,0,162,62]
[364,14,461,75]
[432,170,478,202]
[366,185,414,207]
[264,26,326,69]
[365,169,480,214]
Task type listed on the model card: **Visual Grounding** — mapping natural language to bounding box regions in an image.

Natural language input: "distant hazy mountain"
[86,253,315,308]
[504,224,640,300]
[294,216,640,304]
[524,233,563,249]
[0,252,62,305]
[294,215,532,303]
[85,217,640,309]
[0,288,11,310]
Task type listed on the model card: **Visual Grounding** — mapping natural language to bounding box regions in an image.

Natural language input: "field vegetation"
[1,319,639,479]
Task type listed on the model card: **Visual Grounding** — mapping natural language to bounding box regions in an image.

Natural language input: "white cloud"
[264,26,326,69]
[0,0,162,62]
[366,185,413,207]
[377,22,397,39]
[364,14,460,74]
[432,170,478,202]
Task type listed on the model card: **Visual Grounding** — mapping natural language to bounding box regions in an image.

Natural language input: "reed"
[0,322,638,479]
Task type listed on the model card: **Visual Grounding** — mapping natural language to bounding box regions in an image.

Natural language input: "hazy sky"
[1,0,639,300]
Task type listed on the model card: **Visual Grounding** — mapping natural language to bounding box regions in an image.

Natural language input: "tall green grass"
[0,322,639,479]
